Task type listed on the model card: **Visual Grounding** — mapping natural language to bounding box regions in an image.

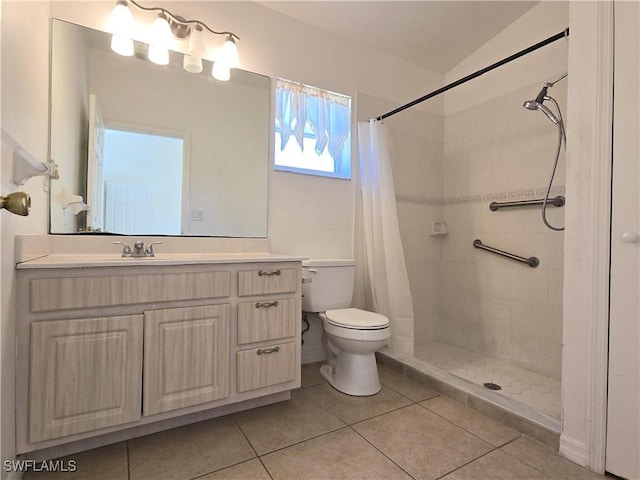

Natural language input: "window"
[274,78,351,179]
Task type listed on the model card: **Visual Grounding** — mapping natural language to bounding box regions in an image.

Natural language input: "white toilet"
[302,259,391,396]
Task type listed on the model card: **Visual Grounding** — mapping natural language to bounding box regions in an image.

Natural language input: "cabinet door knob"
[257,346,280,355]
[622,231,639,243]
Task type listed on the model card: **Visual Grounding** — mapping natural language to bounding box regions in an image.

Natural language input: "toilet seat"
[324,308,389,330]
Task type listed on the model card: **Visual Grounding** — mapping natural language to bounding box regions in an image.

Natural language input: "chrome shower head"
[523,75,567,125]
[522,99,560,125]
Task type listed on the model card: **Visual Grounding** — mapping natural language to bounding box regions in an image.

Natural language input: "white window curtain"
[356,119,414,355]
[275,78,350,159]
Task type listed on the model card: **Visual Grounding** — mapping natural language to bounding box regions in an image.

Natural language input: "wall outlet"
[191,210,204,221]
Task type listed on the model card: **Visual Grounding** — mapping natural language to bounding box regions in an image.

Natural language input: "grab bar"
[489,196,564,211]
[473,239,539,268]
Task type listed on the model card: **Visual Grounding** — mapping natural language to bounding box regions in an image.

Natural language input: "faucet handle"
[145,241,162,257]
[113,241,132,257]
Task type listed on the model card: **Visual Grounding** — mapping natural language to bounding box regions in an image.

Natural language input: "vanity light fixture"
[108,0,240,79]
[109,0,134,56]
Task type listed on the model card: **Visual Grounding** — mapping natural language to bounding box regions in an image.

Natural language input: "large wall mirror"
[49,19,270,237]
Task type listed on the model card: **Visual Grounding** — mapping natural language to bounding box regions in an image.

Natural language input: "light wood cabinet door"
[143,305,230,416]
[29,315,143,443]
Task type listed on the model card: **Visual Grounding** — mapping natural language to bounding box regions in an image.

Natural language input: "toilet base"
[320,351,382,396]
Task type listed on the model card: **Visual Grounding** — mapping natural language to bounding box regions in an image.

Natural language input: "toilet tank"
[302,259,356,312]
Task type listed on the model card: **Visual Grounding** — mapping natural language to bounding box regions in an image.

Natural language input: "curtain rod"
[376,28,569,122]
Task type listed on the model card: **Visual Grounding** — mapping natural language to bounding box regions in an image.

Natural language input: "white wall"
[1,1,50,474]
[444,1,569,116]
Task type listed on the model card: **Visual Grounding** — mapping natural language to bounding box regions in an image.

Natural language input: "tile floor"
[414,342,561,419]
[25,363,604,480]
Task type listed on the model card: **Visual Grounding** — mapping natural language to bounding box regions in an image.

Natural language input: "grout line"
[187,415,262,480]
[497,437,556,477]
[253,426,352,457]
[348,425,417,480]
[126,440,131,480]
[433,445,501,480]
[414,399,519,448]
[232,414,260,459]
[257,457,275,480]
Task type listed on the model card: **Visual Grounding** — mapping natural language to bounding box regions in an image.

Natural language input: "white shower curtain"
[357,120,414,355]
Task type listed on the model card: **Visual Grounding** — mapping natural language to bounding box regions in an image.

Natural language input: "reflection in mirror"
[49,19,270,237]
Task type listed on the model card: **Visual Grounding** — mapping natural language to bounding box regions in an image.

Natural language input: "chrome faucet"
[113,240,162,258]
[133,240,145,257]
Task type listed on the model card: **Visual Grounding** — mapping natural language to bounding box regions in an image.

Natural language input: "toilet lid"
[324,308,390,330]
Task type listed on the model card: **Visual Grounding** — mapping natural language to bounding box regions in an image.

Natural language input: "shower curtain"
[357,120,414,355]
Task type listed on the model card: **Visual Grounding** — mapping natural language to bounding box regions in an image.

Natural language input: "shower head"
[523,74,567,125]
[522,99,560,125]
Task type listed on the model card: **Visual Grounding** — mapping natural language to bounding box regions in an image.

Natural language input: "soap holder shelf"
[430,220,448,237]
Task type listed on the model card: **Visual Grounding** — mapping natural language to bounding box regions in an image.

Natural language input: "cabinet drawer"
[237,298,297,345]
[30,271,231,312]
[238,268,298,296]
[236,342,296,393]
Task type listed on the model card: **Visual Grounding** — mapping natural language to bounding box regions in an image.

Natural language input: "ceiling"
[259,1,540,73]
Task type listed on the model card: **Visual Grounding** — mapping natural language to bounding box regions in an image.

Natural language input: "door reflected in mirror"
[49,19,270,237]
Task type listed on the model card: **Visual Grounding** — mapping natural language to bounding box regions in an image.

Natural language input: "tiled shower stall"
[357,79,566,422]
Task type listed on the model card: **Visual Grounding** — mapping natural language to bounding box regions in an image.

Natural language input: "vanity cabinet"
[15,258,302,455]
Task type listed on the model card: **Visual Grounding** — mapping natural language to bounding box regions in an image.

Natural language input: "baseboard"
[559,434,588,467]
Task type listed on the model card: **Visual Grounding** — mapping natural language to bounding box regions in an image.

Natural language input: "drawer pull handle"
[255,301,279,309]
[257,346,280,355]
[258,269,281,277]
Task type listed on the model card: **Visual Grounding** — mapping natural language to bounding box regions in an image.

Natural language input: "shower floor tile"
[414,342,561,419]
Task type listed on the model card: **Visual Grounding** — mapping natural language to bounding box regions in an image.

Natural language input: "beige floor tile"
[378,366,441,402]
[234,388,346,455]
[261,427,412,480]
[198,458,271,480]
[128,416,255,480]
[353,404,493,480]
[23,442,128,480]
[305,383,413,425]
[420,396,520,447]
[441,449,549,479]
[300,361,326,388]
[501,437,606,479]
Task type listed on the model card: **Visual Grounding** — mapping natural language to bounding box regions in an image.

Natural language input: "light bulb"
[111,35,134,57]
[183,55,202,73]
[148,44,169,65]
[148,13,171,66]
[212,62,230,81]
[220,35,239,69]
[188,24,208,58]
[109,0,134,56]
[183,24,207,73]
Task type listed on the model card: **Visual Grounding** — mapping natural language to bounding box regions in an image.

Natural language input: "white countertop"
[16,253,306,269]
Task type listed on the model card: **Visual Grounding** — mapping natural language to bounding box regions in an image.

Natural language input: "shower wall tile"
[437,80,566,380]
